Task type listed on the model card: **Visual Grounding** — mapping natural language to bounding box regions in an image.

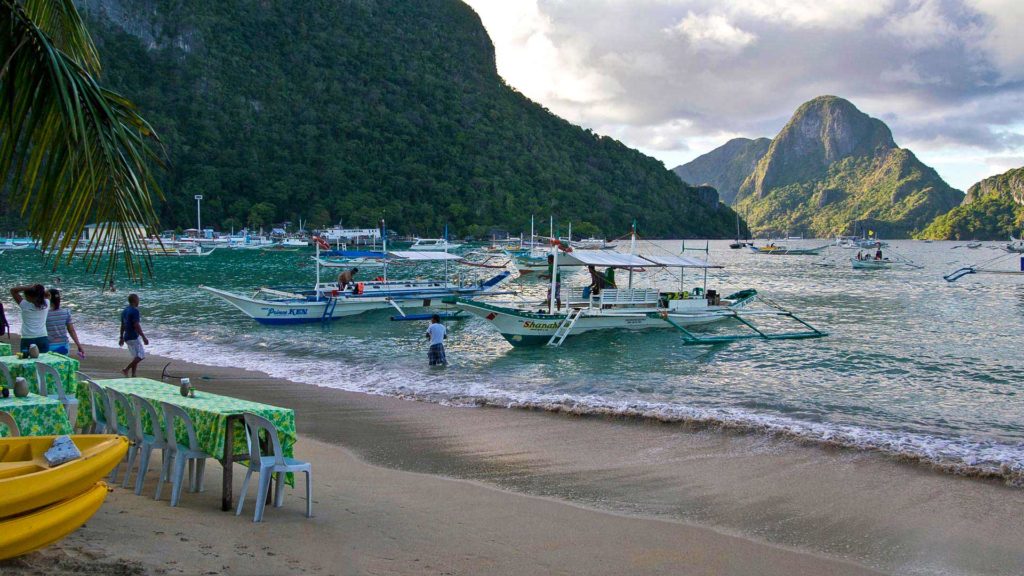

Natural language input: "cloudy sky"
[463,0,1024,191]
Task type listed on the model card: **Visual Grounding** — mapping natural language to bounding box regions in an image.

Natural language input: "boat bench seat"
[597,289,660,305]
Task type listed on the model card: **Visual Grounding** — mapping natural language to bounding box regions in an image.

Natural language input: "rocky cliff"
[673,137,770,205]
[920,167,1024,239]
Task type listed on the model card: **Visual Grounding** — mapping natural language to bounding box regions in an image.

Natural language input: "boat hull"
[0,481,109,560]
[0,435,127,519]
[202,272,511,324]
[455,299,736,346]
[851,258,892,270]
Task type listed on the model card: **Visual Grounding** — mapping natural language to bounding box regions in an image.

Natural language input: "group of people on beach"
[6,283,149,376]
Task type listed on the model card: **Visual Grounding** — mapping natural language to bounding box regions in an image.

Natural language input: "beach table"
[0,393,74,437]
[0,342,10,356]
[95,377,297,511]
[0,353,82,427]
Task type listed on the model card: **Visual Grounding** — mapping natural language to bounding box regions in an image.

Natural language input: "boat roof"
[389,250,463,261]
[557,249,719,268]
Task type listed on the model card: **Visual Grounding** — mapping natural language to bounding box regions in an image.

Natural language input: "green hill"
[673,138,770,205]
[732,96,963,238]
[919,167,1024,239]
[21,0,739,239]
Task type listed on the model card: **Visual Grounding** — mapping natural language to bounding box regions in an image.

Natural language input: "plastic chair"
[129,394,169,497]
[105,388,136,484]
[236,412,312,522]
[0,411,19,437]
[160,402,214,507]
[35,363,78,428]
[84,377,110,434]
[0,362,12,389]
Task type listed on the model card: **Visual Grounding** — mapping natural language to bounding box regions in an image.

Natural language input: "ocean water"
[2,240,1022,482]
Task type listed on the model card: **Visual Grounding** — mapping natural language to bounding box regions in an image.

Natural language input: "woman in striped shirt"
[46,288,85,358]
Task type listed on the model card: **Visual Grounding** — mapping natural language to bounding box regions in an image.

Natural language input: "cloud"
[463,0,1024,189]
[665,12,756,53]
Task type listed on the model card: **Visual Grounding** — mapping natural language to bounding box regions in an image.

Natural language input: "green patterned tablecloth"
[0,343,10,356]
[0,393,74,436]
[1,353,81,428]
[95,378,296,464]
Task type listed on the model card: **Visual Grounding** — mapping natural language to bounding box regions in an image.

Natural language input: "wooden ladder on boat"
[547,308,583,347]
[321,297,338,323]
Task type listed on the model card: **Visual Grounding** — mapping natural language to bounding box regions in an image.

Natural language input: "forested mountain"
[673,138,770,205]
[6,0,740,238]
[920,167,1024,239]
[729,96,963,238]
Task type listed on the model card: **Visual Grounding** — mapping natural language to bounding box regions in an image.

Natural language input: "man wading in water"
[425,314,447,366]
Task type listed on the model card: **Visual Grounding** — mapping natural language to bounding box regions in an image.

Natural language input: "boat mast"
[530,215,535,256]
[381,217,388,285]
[548,222,558,314]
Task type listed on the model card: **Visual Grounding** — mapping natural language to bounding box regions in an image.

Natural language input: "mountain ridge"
[23,0,741,239]
[728,96,963,237]
[920,166,1024,239]
[672,137,770,205]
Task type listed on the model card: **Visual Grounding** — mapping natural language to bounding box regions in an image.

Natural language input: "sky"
[463,0,1024,191]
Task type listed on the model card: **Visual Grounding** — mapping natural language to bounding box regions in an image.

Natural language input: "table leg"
[222,414,238,511]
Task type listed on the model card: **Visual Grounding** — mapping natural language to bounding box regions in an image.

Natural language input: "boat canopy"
[322,250,463,261]
[388,250,464,261]
[557,249,719,269]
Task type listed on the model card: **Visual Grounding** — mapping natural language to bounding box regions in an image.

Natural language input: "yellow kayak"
[0,481,110,560]
[0,435,127,519]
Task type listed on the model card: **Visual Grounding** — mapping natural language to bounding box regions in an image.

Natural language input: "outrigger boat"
[409,238,462,251]
[748,243,828,256]
[1004,235,1024,254]
[453,231,827,347]
[202,234,512,324]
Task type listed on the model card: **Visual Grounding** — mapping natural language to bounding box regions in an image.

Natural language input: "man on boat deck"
[426,314,447,366]
[874,244,883,260]
[337,267,359,291]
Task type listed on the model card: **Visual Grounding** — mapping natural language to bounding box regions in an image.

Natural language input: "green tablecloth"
[0,393,74,436]
[95,378,296,464]
[0,353,81,428]
[0,342,10,356]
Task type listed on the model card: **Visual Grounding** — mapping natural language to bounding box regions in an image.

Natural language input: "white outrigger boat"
[453,232,827,347]
[409,237,462,251]
[201,235,511,324]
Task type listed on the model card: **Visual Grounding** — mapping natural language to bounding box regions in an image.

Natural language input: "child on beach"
[9,283,50,355]
[119,293,149,376]
[426,314,447,366]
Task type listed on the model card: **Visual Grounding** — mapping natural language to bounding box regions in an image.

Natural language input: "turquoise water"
[2,241,1022,480]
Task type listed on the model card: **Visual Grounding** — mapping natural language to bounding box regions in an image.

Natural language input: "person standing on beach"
[119,293,149,376]
[45,288,85,359]
[9,284,50,355]
[425,314,447,366]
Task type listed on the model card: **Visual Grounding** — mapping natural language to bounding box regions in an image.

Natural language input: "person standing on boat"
[426,314,447,366]
[587,265,608,296]
[45,288,85,359]
[9,283,49,355]
[874,243,883,260]
[119,293,149,377]
[337,267,359,291]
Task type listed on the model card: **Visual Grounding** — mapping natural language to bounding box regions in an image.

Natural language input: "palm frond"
[1,0,164,280]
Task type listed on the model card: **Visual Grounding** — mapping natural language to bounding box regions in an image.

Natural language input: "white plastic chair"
[83,377,110,434]
[105,388,135,483]
[236,412,312,522]
[35,363,78,428]
[160,402,214,507]
[129,394,169,497]
[0,411,19,437]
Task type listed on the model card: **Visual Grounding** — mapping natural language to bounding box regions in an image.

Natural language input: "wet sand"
[4,341,1022,575]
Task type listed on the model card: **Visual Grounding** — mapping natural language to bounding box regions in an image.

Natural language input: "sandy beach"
[2,340,1022,575]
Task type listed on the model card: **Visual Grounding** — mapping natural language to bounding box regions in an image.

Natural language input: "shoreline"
[11,339,1015,575]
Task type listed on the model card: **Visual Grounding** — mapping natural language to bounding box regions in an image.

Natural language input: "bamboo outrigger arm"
[647,308,828,346]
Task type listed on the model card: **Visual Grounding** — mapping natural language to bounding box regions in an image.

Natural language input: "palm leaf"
[1,0,163,280]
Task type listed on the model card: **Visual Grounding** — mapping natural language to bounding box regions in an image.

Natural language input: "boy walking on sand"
[119,293,149,376]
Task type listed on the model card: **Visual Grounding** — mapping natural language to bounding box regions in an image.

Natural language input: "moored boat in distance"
[409,237,462,251]
[748,243,828,256]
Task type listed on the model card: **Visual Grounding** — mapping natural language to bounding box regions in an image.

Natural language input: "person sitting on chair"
[337,267,359,291]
